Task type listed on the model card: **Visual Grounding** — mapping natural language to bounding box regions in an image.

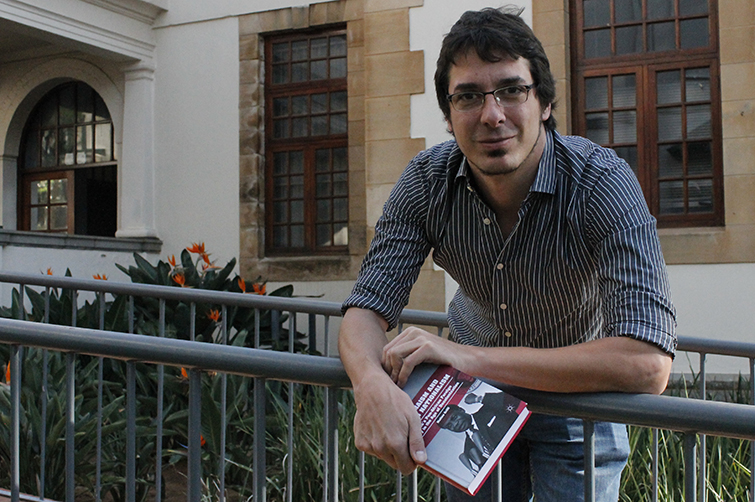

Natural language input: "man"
[339,6,676,502]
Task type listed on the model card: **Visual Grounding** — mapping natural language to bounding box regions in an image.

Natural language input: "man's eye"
[499,86,523,96]
[456,93,480,102]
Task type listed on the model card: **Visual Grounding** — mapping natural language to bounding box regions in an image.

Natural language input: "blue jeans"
[444,414,629,502]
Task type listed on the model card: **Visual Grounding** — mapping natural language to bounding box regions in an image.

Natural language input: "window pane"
[585,112,609,144]
[330,114,348,134]
[273,152,288,175]
[334,197,348,220]
[585,77,608,109]
[290,225,304,247]
[24,131,39,168]
[583,0,610,27]
[312,93,328,114]
[612,74,636,107]
[290,175,304,198]
[331,91,347,112]
[658,143,684,177]
[273,177,288,199]
[614,146,638,175]
[50,178,67,203]
[657,70,681,104]
[333,173,348,196]
[291,200,304,223]
[58,127,75,165]
[687,142,712,176]
[659,181,684,214]
[94,123,112,162]
[312,116,328,136]
[77,125,94,164]
[273,98,289,117]
[292,95,308,115]
[613,111,637,143]
[272,64,289,84]
[31,207,47,231]
[273,226,288,247]
[317,174,331,197]
[680,0,708,16]
[41,130,56,167]
[680,18,709,49]
[333,223,348,245]
[317,200,330,222]
[40,99,57,128]
[290,151,304,173]
[685,68,710,102]
[59,85,75,126]
[291,62,308,82]
[333,147,348,171]
[585,29,611,58]
[687,104,711,138]
[77,83,94,123]
[658,107,682,141]
[688,179,712,213]
[272,42,289,63]
[311,37,328,58]
[316,149,330,172]
[273,202,288,223]
[50,205,67,230]
[648,0,674,19]
[616,25,642,55]
[615,0,641,23]
[311,60,327,80]
[317,224,331,246]
[94,93,110,121]
[330,35,347,57]
[291,40,308,61]
[292,117,308,137]
[274,119,289,139]
[31,180,48,205]
[330,58,347,79]
[647,22,676,52]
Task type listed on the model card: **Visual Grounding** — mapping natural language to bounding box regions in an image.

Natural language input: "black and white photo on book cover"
[402,364,530,495]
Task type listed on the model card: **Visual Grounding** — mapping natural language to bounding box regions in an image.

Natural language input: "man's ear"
[446,118,454,136]
[541,103,552,122]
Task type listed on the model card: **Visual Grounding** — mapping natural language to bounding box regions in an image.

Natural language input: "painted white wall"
[155,0,333,28]
[153,16,240,266]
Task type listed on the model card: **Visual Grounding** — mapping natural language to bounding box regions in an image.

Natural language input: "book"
[402,364,530,496]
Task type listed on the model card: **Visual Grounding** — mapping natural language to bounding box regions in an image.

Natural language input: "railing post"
[491,462,502,502]
[253,377,267,502]
[750,357,754,502]
[683,432,698,502]
[188,368,202,502]
[699,353,707,502]
[324,386,339,502]
[10,345,21,502]
[407,470,417,502]
[66,352,76,502]
[652,428,659,502]
[583,419,596,502]
[126,361,137,502]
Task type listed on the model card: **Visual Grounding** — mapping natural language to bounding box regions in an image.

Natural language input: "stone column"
[0,155,17,230]
[117,61,157,238]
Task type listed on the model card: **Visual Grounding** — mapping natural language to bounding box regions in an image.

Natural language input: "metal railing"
[0,271,753,502]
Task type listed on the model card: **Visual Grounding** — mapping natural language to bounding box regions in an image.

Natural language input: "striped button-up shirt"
[343,130,677,355]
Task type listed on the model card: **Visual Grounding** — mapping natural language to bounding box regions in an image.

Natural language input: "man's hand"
[352,371,427,475]
[382,326,467,388]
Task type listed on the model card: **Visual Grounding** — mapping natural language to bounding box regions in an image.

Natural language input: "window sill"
[0,230,162,253]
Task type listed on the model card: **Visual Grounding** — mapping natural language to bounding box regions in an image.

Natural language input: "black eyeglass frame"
[446,84,536,112]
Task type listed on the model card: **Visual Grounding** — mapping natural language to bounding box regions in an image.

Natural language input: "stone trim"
[0,230,162,253]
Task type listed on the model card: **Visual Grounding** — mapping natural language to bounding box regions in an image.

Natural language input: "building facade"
[0,0,753,372]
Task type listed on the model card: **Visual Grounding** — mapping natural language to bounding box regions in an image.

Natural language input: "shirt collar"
[454,129,558,195]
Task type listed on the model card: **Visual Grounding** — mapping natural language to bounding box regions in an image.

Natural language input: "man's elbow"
[636,352,673,395]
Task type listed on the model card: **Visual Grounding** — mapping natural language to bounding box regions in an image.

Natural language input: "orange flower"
[252,282,266,295]
[168,255,177,267]
[93,274,108,280]
[46,268,53,275]
[237,277,246,293]
[4,363,10,385]
[202,253,211,265]
[180,367,189,380]
[187,242,206,255]
[207,309,220,322]
[200,435,206,447]
[172,273,186,287]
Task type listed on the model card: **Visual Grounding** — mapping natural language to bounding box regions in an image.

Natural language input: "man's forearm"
[338,307,391,389]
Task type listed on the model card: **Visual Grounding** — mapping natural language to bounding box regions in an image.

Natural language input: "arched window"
[19,81,117,236]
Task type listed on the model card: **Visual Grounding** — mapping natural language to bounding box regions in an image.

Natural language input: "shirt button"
[496,263,503,270]
[499,303,507,310]
[504,331,513,338]
[483,218,491,225]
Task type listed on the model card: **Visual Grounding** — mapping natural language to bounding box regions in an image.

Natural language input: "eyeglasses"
[446,84,535,112]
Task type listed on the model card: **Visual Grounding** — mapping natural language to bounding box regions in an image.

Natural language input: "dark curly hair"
[434,6,557,131]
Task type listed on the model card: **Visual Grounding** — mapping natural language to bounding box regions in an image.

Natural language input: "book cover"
[402,364,530,496]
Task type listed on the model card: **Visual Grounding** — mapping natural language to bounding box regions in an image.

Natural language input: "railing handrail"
[1,317,754,442]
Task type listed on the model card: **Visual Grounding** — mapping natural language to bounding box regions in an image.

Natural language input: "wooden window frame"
[264,27,349,256]
[570,0,723,227]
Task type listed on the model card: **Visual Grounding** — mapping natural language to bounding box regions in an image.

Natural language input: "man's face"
[446,51,551,178]
[444,410,473,432]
